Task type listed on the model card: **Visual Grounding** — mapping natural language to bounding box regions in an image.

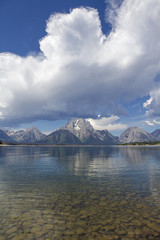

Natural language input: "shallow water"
[0,145,160,239]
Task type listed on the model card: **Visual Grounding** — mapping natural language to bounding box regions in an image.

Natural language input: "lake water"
[0,146,160,239]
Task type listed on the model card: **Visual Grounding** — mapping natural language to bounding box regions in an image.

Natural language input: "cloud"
[143,97,153,109]
[144,119,160,126]
[87,115,128,131]
[0,1,160,126]
[144,89,160,117]
[105,0,123,25]
[145,121,154,126]
[153,120,160,125]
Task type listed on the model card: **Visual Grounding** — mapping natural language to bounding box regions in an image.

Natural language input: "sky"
[0,0,160,136]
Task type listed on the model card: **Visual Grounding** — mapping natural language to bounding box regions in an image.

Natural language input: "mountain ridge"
[3,127,46,143]
[119,127,157,143]
[1,121,160,145]
[40,118,119,145]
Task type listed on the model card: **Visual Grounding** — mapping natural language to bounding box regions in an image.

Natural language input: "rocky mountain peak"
[38,118,119,145]
[21,127,46,143]
[25,126,39,132]
[63,118,94,141]
[3,127,46,143]
[119,127,157,143]
[65,118,94,131]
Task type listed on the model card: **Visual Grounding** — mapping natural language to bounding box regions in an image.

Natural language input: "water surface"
[0,145,160,239]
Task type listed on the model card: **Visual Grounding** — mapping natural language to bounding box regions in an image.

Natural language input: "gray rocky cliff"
[119,127,157,143]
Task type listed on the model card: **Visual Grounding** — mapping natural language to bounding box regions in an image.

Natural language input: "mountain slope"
[0,129,11,142]
[5,127,46,143]
[96,130,119,145]
[63,118,95,143]
[4,129,25,142]
[119,127,157,143]
[40,129,81,144]
[151,129,160,141]
[41,118,119,145]
[19,127,46,143]
[64,118,119,144]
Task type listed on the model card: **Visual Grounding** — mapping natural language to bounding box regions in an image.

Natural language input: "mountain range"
[3,127,45,144]
[1,119,160,144]
[40,118,118,145]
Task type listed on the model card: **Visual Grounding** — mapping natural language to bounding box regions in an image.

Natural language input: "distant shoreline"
[119,141,160,146]
[1,142,160,147]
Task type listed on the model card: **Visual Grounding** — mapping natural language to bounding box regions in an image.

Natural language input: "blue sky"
[0,0,160,135]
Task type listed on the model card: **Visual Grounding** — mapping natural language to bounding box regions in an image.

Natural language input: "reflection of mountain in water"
[1,146,160,202]
[119,147,150,165]
[49,146,114,159]
[49,146,117,176]
[119,146,160,165]
[0,146,54,187]
[119,146,160,202]
[0,146,43,164]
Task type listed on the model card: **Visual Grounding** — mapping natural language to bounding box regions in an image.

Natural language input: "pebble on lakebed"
[0,189,160,240]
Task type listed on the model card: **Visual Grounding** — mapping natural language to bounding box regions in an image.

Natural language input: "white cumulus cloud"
[144,119,160,126]
[144,89,160,117]
[0,1,160,126]
[87,115,127,131]
[105,0,123,25]
[145,121,154,126]
[153,120,160,125]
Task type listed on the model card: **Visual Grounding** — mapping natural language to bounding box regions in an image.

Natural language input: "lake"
[0,145,160,239]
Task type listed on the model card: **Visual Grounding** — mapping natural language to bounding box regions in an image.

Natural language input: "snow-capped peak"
[74,120,81,131]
